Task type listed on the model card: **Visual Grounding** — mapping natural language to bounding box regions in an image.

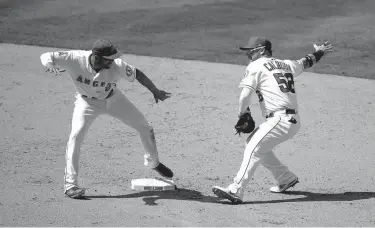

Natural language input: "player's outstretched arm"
[40,51,69,75]
[299,41,334,69]
[135,69,171,103]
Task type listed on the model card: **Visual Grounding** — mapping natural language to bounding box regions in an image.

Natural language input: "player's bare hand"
[152,89,171,103]
[45,62,65,75]
[313,41,334,54]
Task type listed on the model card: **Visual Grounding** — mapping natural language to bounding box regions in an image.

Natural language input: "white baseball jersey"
[239,56,304,117]
[40,50,136,99]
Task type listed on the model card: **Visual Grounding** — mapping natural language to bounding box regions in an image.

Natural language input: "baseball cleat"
[270,178,299,193]
[153,163,174,178]
[212,186,243,204]
[65,186,85,199]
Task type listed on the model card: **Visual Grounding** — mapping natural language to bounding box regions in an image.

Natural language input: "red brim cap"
[239,45,265,50]
[102,51,122,59]
[239,36,271,50]
[92,39,122,59]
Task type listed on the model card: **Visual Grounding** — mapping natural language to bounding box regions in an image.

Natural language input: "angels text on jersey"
[75,75,116,92]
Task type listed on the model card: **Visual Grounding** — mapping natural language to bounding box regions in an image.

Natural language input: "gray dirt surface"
[0,44,374,226]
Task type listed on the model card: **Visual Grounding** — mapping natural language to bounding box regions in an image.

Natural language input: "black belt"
[82,89,114,100]
[266,109,296,118]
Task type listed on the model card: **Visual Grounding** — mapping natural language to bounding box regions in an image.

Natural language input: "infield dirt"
[0,44,374,226]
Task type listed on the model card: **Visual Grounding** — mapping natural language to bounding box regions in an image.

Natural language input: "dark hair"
[266,48,273,56]
[264,40,272,55]
[92,54,102,64]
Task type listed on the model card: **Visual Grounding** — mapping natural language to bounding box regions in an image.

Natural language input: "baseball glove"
[235,112,256,135]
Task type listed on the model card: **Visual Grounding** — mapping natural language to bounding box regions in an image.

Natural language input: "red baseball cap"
[239,36,272,51]
[92,39,122,59]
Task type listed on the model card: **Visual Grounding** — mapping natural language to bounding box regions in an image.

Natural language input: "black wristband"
[312,50,324,62]
[304,50,324,68]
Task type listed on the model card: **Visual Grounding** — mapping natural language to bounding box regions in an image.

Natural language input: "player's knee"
[146,127,155,138]
[137,124,154,136]
[139,127,157,142]
[68,130,86,143]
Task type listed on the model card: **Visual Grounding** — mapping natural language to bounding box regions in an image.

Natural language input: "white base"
[131,178,176,191]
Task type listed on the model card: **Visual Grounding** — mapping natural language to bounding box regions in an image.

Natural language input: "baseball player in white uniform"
[212,37,334,203]
[40,39,174,199]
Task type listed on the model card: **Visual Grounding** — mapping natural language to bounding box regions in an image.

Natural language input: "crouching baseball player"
[40,39,174,199]
[212,37,334,203]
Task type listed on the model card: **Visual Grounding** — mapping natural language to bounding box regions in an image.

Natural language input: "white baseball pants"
[64,88,160,192]
[228,112,301,198]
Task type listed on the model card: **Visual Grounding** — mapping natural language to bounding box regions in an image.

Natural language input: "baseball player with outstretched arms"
[40,39,174,199]
[212,36,334,204]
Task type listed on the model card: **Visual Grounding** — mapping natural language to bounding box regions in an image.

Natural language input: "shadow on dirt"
[86,187,221,205]
[220,191,375,205]
[86,190,375,205]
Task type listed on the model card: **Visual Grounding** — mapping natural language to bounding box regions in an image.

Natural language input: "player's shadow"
[86,189,375,205]
[87,187,221,205]
[222,191,375,205]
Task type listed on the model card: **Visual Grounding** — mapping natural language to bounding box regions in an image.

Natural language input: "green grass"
[1,0,374,79]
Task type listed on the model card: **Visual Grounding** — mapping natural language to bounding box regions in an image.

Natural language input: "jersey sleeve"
[115,59,136,82]
[283,59,304,77]
[238,66,260,91]
[40,51,75,68]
